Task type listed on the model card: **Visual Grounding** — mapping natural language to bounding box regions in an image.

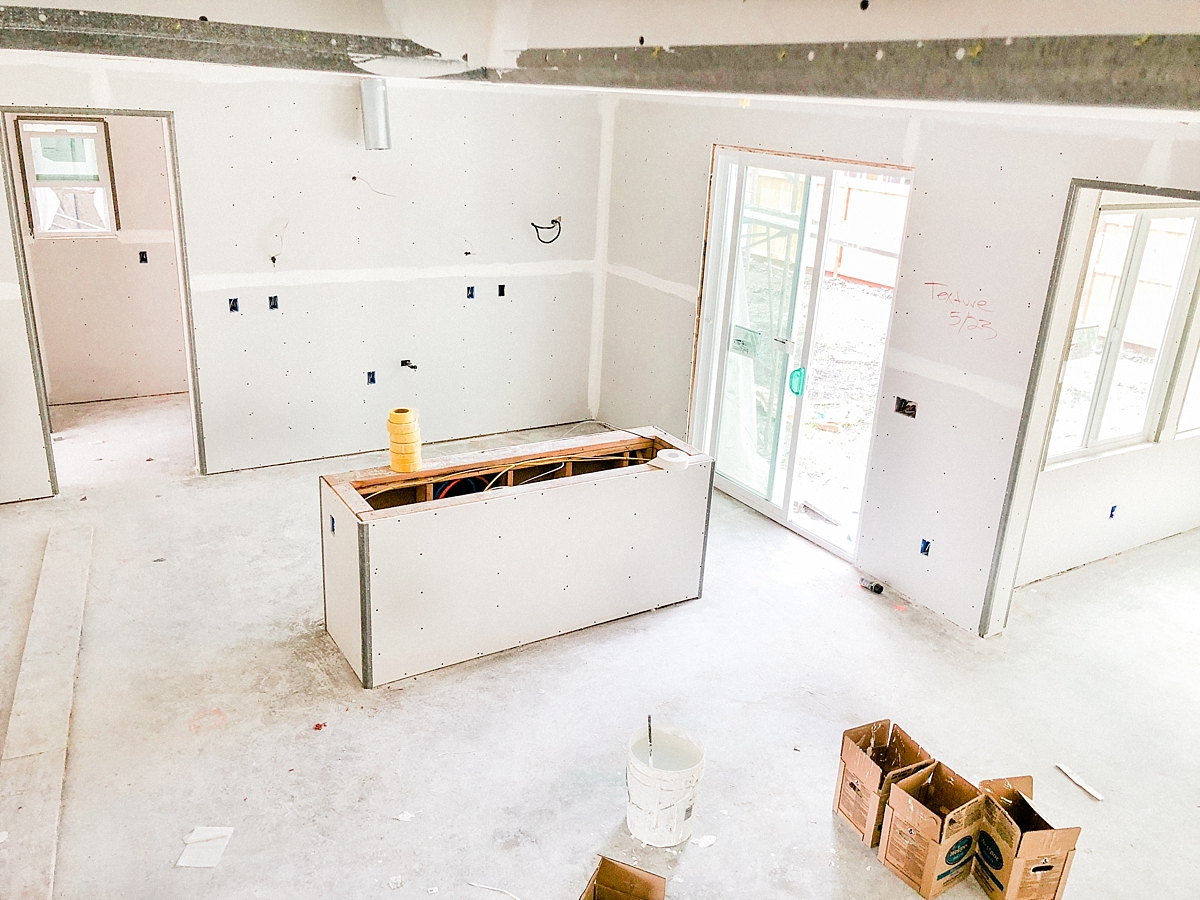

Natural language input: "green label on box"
[978,831,1004,870]
[945,835,973,867]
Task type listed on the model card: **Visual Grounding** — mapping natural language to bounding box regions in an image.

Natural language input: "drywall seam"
[588,93,617,417]
[883,349,1025,409]
[190,259,595,292]
[115,228,174,244]
[606,263,697,305]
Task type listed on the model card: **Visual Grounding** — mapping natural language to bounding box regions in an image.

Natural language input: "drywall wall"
[599,91,1200,633]
[1010,185,1200,586]
[0,211,53,503]
[0,50,602,473]
[12,114,188,405]
[1016,435,1200,585]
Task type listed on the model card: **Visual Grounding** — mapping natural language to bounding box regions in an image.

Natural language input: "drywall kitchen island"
[320,427,713,688]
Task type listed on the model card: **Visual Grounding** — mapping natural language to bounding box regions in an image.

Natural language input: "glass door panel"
[787,170,911,551]
[715,167,822,504]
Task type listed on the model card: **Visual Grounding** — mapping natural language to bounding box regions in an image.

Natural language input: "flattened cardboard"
[834,719,933,847]
[879,762,985,899]
[579,857,666,900]
[973,777,1081,900]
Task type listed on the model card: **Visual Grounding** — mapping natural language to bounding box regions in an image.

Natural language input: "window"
[1048,204,1200,460]
[16,118,119,237]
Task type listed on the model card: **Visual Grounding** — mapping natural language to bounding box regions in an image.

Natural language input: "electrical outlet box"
[367,371,376,385]
[138,250,148,263]
[228,298,239,312]
[895,397,917,418]
[269,295,279,310]
[920,539,931,556]
[498,284,505,297]
[466,285,475,299]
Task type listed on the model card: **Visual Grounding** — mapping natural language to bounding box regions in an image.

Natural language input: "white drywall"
[0,50,603,473]
[598,91,1200,633]
[1016,436,1200,585]
[1007,179,1200,586]
[0,179,53,503]
[13,114,189,405]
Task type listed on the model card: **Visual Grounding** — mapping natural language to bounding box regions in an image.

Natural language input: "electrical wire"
[516,462,565,486]
[351,174,396,198]
[531,216,562,243]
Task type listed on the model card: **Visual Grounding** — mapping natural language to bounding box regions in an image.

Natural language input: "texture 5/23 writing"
[926,282,998,340]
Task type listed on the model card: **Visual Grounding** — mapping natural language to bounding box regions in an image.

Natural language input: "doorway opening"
[2,109,201,490]
[690,147,912,560]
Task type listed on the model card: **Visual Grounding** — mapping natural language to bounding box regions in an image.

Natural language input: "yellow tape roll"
[388,407,417,425]
[389,441,421,455]
[389,455,421,473]
[386,422,421,438]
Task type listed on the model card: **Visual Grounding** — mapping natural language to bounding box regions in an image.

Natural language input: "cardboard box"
[973,777,1080,900]
[879,762,985,899]
[834,719,934,847]
[579,856,666,900]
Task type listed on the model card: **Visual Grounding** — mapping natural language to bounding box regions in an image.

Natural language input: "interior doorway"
[691,148,912,560]
[2,109,200,488]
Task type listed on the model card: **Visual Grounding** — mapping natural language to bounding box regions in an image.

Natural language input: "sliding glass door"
[692,149,912,559]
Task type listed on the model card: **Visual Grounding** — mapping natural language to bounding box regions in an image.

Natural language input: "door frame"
[689,144,913,562]
[0,106,207,482]
[981,178,1200,635]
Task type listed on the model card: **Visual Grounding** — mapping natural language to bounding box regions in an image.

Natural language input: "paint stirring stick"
[647,715,654,768]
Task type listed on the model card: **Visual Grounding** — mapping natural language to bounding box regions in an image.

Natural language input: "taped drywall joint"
[606,264,697,305]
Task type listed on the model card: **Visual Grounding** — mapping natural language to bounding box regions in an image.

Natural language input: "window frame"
[14,115,120,238]
[1047,201,1200,465]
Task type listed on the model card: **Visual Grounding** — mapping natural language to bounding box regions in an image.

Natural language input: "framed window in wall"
[1047,203,1200,461]
[14,117,119,237]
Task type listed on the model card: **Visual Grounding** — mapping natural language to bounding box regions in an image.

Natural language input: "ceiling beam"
[0,6,438,73]
[473,34,1200,109]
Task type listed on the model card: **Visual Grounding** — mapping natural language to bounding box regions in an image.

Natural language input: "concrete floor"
[1,394,1197,899]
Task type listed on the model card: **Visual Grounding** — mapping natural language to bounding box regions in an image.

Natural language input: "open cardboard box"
[579,856,666,900]
[879,761,985,899]
[973,777,1080,900]
[835,719,934,847]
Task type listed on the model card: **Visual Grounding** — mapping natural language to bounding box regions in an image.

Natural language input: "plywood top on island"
[320,425,707,523]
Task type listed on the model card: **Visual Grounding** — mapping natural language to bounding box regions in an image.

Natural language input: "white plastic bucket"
[625,725,705,847]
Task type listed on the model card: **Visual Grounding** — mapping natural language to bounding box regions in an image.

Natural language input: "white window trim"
[1047,203,1200,466]
[15,115,120,238]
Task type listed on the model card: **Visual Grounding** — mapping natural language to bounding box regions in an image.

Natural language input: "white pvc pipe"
[360,77,390,150]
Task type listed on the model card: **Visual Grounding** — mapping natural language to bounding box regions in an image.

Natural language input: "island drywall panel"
[0,50,602,473]
[15,114,187,405]
[600,92,1199,632]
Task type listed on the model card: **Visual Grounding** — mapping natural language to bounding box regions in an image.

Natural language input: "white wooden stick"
[1056,763,1104,801]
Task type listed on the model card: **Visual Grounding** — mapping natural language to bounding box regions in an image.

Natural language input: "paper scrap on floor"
[176,826,234,867]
